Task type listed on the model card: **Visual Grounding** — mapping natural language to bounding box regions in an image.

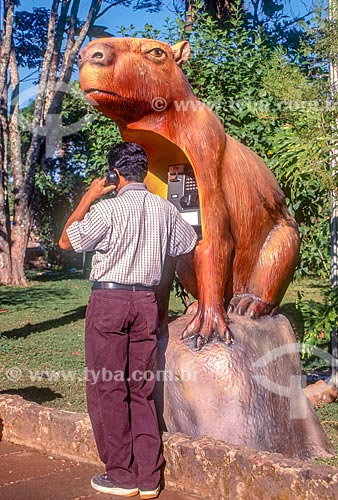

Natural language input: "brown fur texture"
[79,38,300,347]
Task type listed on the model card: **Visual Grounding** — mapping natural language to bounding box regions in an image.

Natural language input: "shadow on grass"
[0,306,86,339]
[27,271,84,282]
[0,386,63,404]
[0,276,90,309]
[0,287,80,309]
[279,302,304,339]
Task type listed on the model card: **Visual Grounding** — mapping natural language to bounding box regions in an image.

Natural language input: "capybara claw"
[230,294,277,319]
[221,327,234,345]
[180,331,208,350]
[228,295,241,314]
[181,306,233,349]
[246,298,276,318]
[180,327,195,341]
[195,334,208,350]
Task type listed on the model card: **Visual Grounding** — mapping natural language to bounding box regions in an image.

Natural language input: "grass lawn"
[0,271,92,412]
[0,270,186,413]
[0,271,337,466]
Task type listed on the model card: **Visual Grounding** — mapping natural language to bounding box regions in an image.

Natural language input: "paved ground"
[0,441,197,500]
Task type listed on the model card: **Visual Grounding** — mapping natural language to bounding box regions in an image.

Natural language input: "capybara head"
[78,38,192,123]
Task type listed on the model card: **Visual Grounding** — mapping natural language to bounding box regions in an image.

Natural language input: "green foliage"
[33,164,86,266]
[19,88,87,264]
[297,287,338,353]
[60,82,122,181]
[314,0,338,67]
[269,119,332,277]
[14,8,49,70]
[260,19,337,279]
[175,5,278,158]
[256,6,337,353]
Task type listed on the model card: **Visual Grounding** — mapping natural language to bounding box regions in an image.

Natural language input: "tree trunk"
[0,1,14,284]
[10,211,31,286]
[205,0,235,20]
[0,86,11,285]
[9,45,29,286]
[0,1,15,96]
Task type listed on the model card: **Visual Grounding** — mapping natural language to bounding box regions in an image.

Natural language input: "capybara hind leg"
[232,221,300,318]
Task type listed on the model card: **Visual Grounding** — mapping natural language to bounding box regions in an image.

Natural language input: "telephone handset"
[105,170,119,197]
[106,170,119,186]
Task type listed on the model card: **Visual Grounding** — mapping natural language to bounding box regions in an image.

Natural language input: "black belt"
[92,281,154,291]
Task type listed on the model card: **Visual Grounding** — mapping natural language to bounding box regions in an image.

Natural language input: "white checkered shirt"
[66,183,198,286]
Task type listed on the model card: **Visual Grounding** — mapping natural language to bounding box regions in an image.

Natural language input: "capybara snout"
[78,42,116,69]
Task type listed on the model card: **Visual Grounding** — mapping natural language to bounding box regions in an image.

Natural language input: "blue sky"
[20,0,178,101]
[19,0,313,104]
[26,0,311,35]
[28,0,178,34]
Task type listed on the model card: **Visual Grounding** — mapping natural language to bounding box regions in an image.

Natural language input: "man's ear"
[171,41,190,66]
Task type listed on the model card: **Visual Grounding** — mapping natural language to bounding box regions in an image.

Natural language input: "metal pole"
[329,0,338,386]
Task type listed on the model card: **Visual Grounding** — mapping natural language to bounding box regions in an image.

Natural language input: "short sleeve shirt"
[66,183,198,286]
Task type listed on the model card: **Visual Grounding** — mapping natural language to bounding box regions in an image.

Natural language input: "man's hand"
[87,178,117,202]
[59,178,116,250]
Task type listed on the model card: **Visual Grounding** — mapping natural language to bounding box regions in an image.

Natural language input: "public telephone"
[167,164,201,234]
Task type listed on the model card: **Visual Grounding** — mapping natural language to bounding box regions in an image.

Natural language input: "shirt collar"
[117,183,147,197]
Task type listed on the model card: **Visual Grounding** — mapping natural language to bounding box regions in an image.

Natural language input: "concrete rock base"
[156,312,334,460]
[1,394,338,499]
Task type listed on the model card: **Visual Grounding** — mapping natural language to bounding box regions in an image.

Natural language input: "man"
[59,142,197,499]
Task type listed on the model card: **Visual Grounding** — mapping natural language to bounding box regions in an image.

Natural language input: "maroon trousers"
[85,288,163,489]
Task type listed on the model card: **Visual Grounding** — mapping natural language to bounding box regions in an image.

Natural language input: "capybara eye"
[147,47,166,58]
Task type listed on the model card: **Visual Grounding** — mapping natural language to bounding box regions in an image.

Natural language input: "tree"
[0,0,160,286]
[0,0,17,285]
[179,0,312,61]
[178,0,241,29]
[1,0,106,285]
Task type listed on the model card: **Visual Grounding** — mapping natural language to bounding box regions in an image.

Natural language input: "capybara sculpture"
[78,38,300,347]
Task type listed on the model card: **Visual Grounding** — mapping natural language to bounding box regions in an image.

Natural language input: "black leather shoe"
[91,473,138,497]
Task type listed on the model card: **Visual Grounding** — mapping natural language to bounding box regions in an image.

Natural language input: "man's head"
[107,142,148,183]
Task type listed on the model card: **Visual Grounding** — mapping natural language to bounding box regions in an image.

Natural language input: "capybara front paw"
[181,307,233,349]
[228,294,277,318]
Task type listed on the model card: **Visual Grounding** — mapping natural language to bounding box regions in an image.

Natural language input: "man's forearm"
[59,178,116,250]
[59,191,96,250]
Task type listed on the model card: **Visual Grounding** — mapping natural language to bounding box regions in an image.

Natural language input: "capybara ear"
[171,41,190,66]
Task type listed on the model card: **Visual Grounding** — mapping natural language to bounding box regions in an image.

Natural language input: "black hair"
[107,142,148,182]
